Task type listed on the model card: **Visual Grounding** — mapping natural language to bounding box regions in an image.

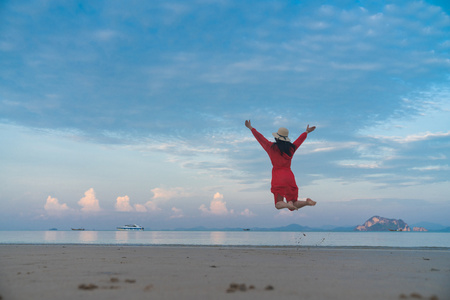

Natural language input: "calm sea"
[0,231,449,248]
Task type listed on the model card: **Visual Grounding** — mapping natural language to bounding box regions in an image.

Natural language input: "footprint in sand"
[78,284,98,290]
[226,283,272,293]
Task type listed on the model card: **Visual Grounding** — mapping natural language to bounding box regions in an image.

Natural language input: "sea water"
[0,231,449,248]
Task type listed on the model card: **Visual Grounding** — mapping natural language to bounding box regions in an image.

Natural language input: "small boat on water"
[71,228,85,231]
[116,224,144,231]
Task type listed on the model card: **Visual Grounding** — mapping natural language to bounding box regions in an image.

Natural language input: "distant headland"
[354,216,427,232]
[167,216,449,232]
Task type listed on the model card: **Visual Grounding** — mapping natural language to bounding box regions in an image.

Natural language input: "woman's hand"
[245,120,253,130]
[306,124,316,133]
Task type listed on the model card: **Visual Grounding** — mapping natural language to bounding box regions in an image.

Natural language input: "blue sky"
[1,0,449,230]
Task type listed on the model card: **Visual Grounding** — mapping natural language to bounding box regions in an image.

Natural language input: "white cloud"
[115,195,133,212]
[336,160,381,169]
[429,154,446,160]
[44,196,69,211]
[199,193,255,217]
[151,187,188,200]
[307,141,359,153]
[78,188,101,212]
[199,192,233,215]
[411,165,450,171]
[369,131,450,144]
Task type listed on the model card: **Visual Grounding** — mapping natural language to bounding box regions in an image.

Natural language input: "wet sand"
[0,245,449,300]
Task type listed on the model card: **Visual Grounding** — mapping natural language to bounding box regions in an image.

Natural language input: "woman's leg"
[293,198,316,209]
[274,194,296,210]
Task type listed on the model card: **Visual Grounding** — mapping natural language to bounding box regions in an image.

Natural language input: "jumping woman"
[245,120,317,211]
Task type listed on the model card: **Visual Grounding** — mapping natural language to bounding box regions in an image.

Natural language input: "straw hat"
[272,127,290,142]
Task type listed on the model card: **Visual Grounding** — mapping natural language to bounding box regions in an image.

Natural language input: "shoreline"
[0,243,450,251]
[2,231,449,249]
[1,245,449,300]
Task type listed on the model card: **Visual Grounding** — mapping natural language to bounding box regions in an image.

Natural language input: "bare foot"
[287,201,297,210]
[275,201,297,210]
[293,198,317,209]
[306,198,316,206]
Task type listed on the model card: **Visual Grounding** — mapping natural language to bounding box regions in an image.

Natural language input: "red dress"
[251,128,308,202]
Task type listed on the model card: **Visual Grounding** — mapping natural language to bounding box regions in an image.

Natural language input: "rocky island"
[355,216,427,232]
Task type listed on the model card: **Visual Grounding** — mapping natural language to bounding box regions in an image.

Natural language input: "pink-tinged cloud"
[134,204,147,212]
[151,187,188,200]
[44,196,69,211]
[240,208,255,217]
[115,195,133,212]
[144,187,188,212]
[78,188,101,212]
[199,192,233,215]
[144,200,162,212]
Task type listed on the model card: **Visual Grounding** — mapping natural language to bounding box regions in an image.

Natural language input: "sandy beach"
[0,245,448,300]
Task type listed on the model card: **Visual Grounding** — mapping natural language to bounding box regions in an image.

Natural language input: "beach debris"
[110,277,119,283]
[102,285,120,290]
[227,283,247,293]
[125,279,136,283]
[422,257,430,261]
[226,283,238,293]
[210,265,217,268]
[78,283,98,290]
[399,293,439,300]
[226,283,271,293]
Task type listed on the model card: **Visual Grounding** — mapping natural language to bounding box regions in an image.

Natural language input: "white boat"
[116,224,144,231]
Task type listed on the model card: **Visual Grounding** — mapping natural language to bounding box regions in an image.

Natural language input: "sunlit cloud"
[199,192,233,216]
[151,187,188,200]
[115,195,133,212]
[144,187,189,212]
[198,193,255,217]
[240,208,255,217]
[144,200,162,212]
[78,188,101,212]
[134,204,148,212]
[44,196,70,211]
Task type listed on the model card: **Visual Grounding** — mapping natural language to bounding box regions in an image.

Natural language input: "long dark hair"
[272,139,296,157]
